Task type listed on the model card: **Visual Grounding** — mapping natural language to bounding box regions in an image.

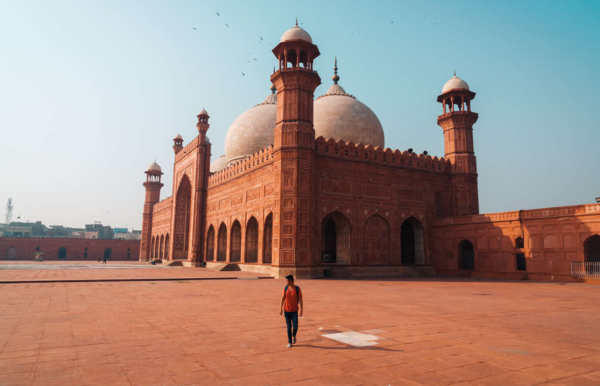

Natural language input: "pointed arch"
[401,217,425,265]
[6,247,16,259]
[165,234,170,260]
[362,214,390,264]
[230,220,242,262]
[584,234,600,263]
[173,175,192,259]
[458,239,475,270]
[515,237,525,249]
[245,217,259,263]
[321,210,352,264]
[263,213,273,264]
[159,235,164,259]
[206,225,215,261]
[217,223,227,261]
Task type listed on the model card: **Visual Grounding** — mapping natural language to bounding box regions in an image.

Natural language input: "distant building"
[114,232,142,240]
[113,228,128,234]
[85,222,114,239]
[71,231,99,239]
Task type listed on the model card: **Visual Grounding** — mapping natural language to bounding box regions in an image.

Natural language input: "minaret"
[269,21,321,277]
[173,133,183,154]
[437,72,479,216]
[190,108,211,265]
[140,161,163,261]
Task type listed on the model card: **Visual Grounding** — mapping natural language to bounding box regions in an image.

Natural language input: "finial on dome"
[332,57,339,84]
[295,17,298,26]
[454,70,456,77]
[270,84,276,93]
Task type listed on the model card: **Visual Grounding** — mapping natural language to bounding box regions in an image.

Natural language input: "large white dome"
[313,63,384,148]
[442,74,469,93]
[224,89,277,165]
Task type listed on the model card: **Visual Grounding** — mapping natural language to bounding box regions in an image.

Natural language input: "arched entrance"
[263,214,273,264]
[206,226,215,261]
[401,217,425,265]
[6,247,16,259]
[150,236,155,259]
[164,234,170,260]
[159,235,164,259]
[245,217,258,263]
[584,235,600,263]
[230,221,241,262]
[458,240,475,270]
[363,214,390,264]
[104,248,112,260]
[321,211,352,264]
[58,247,67,259]
[173,176,192,260]
[217,223,227,261]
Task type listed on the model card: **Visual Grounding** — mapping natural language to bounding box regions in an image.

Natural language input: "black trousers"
[284,311,298,344]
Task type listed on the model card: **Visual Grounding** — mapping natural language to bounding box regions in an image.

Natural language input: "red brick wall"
[0,238,140,261]
[432,204,600,280]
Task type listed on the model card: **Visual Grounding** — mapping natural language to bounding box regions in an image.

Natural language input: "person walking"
[279,274,303,348]
[102,254,107,264]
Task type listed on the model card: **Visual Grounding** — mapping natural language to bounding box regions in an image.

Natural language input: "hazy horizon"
[1,0,599,229]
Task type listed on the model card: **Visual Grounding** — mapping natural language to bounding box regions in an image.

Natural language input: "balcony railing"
[571,262,600,279]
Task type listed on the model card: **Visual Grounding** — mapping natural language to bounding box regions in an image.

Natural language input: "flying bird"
[225,23,229,27]
[242,72,245,76]
[260,37,263,40]
[216,12,220,16]
[192,28,196,30]
[247,60,250,62]
[391,21,394,24]
[253,58,257,61]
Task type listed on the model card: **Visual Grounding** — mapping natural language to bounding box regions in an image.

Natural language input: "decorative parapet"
[153,196,173,211]
[314,136,451,173]
[433,203,600,226]
[208,145,275,186]
[174,135,200,163]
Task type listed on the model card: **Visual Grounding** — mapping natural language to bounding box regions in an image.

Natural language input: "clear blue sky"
[1,0,599,229]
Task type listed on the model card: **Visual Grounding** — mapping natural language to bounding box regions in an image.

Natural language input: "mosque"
[139,23,600,280]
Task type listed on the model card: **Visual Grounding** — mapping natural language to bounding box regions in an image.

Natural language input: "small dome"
[210,155,227,173]
[147,161,161,172]
[174,133,183,140]
[199,108,209,116]
[314,60,384,148]
[224,89,277,165]
[280,25,312,43]
[442,74,469,93]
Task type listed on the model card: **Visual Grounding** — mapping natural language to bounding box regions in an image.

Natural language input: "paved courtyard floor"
[1,271,600,386]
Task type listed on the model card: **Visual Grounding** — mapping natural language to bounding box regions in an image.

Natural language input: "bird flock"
[191,11,439,79]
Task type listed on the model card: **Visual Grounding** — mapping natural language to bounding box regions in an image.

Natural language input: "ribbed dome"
[442,74,469,93]
[174,133,183,140]
[280,25,312,43]
[147,161,161,172]
[224,89,277,165]
[313,62,384,148]
[210,155,227,173]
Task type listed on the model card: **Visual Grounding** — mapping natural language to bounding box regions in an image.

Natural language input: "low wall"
[0,237,140,261]
[432,204,600,281]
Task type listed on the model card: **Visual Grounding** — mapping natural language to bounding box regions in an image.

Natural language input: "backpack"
[284,285,301,304]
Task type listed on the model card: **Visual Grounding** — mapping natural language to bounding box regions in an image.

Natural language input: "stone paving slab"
[1,277,600,385]
[0,262,271,283]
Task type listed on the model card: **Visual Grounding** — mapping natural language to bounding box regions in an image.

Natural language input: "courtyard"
[0,265,600,386]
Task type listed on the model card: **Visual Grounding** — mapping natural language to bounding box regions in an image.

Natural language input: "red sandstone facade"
[140,26,600,280]
[1,237,140,261]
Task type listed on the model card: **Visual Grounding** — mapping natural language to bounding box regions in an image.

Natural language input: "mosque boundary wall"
[0,238,140,261]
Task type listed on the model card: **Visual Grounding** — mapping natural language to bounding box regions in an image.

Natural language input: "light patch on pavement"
[322,331,380,347]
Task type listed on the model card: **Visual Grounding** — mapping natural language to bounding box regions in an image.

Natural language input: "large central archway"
[321,211,352,264]
[363,214,390,264]
[401,217,425,265]
[458,240,475,270]
[173,176,192,260]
